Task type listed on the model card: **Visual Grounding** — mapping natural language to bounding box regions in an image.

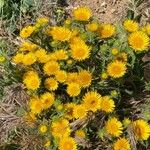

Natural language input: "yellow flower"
[113,138,131,150]
[50,27,72,41]
[22,52,36,65]
[58,137,77,150]
[111,48,119,55]
[64,103,76,120]
[67,83,81,97]
[101,72,108,80]
[0,56,6,62]
[51,119,71,138]
[70,43,90,61]
[75,130,86,138]
[71,29,79,38]
[87,22,99,32]
[82,91,102,112]
[43,61,60,75]
[128,31,149,51]
[56,104,63,111]
[123,19,139,32]
[116,52,128,62]
[54,49,68,60]
[73,105,87,119]
[36,17,49,25]
[123,118,131,127]
[44,139,51,148]
[133,119,150,140]
[77,70,92,88]
[107,60,126,78]
[70,36,85,45]
[35,49,49,63]
[110,90,118,97]
[47,53,57,61]
[12,53,24,64]
[44,78,58,91]
[65,19,71,25]
[19,42,37,52]
[20,25,35,38]
[100,96,115,113]
[67,72,78,84]
[55,70,67,83]
[23,71,40,90]
[29,97,43,114]
[41,92,55,109]
[67,59,73,65]
[105,118,123,137]
[145,24,150,35]
[98,24,115,38]
[39,125,48,134]
[24,112,36,124]
[73,7,92,21]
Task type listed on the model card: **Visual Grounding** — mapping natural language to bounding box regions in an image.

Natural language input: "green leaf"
[127,10,134,19]
[16,107,26,117]
[0,0,4,8]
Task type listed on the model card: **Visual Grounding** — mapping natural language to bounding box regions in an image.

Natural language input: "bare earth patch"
[68,0,128,23]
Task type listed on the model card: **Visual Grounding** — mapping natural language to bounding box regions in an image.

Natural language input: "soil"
[67,0,128,23]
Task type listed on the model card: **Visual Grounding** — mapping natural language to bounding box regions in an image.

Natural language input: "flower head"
[67,83,81,97]
[23,71,40,90]
[20,25,35,38]
[75,130,86,138]
[43,61,60,75]
[73,105,87,119]
[101,72,108,80]
[133,119,150,140]
[24,112,36,124]
[105,118,123,137]
[49,27,72,41]
[29,97,43,114]
[77,70,92,87]
[70,43,90,61]
[73,7,92,21]
[53,49,68,60]
[51,119,71,138]
[36,17,49,25]
[98,24,115,38]
[39,124,48,134]
[44,78,58,91]
[64,103,76,120]
[111,48,119,55]
[12,53,24,64]
[123,118,131,127]
[116,52,128,62]
[87,22,98,32]
[82,91,102,112]
[128,31,149,52]
[101,96,115,113]
[58,137,77,150]
[19,42,37,52]
[55,70,67,83]
[35,49,49,63]
[145,24,150,35]
[113,138,131,150]
[22,52,36,65]
[107,60,126,78]
[44,139,51,148]
[67,72,78,84]
[41,92,55,109]
[123,19,139,32]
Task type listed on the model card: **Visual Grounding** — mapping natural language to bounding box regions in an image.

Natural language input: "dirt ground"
[68,0,128,23]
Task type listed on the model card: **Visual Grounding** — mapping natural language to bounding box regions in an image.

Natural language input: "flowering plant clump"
[12,6,150,150]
